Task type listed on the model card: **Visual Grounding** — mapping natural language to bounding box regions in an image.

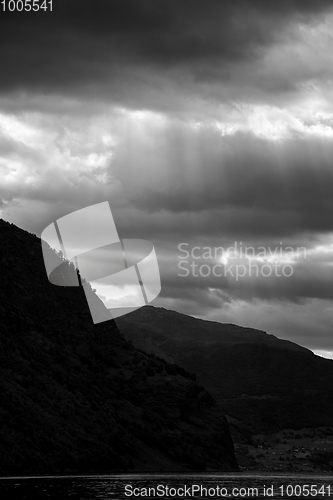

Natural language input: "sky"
[1,0,333,357]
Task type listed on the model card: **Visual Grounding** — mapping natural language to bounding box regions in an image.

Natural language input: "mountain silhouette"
[117,306,333,471]
[0,219,238,474]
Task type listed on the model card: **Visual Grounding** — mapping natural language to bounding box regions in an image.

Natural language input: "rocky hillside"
[0,219,238,474]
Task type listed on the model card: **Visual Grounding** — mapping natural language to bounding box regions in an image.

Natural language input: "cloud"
[1,0,333,355]
[2,107,333,262]
[1,0,333,112]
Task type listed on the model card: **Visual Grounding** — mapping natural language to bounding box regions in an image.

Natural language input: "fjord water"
[0,474,333,499]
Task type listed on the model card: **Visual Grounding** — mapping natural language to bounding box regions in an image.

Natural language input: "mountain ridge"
[0,218,238,474]
[116,305,333,471]
[117,305,333,427]
[119,305,311,353]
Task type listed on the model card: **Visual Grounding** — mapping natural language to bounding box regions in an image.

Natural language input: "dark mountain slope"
[0,219,238,474]
[117,306,308,352]
[117,306,333,431]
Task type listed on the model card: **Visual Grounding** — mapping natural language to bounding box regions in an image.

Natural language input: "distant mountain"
[0,219,238,474]
[117,306,333,432]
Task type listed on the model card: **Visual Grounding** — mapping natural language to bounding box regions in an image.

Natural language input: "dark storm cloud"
[0,0,332,104]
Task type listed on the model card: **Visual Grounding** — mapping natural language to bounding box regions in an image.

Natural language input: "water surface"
[0,473,332,499]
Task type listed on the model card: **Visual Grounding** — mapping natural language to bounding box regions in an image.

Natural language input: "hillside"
[0,219,238,474]
[116,306,330,399]
[117,306,333,471]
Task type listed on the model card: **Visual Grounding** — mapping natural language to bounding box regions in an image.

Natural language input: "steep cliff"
[0,219,238,474]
